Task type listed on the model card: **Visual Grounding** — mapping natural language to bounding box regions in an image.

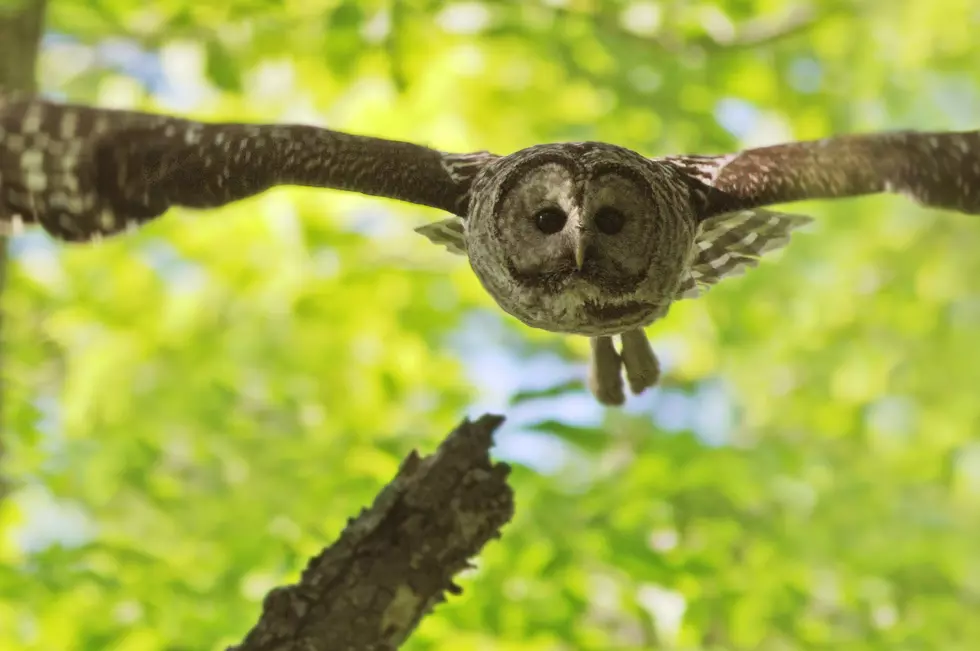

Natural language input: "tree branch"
[230,414,515,651]
[559,3,829,59]
[693,5,825,51]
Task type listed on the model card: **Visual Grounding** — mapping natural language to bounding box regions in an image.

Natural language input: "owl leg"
[619,329,661,395]
[588,336,625,406]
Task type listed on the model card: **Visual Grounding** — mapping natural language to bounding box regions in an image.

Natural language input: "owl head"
[418,141,813,339]
[425,142,700,336]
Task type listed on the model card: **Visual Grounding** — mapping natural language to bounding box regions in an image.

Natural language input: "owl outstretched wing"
[0,92,496,242]
[661,130,980,298]
[662,130,980,219]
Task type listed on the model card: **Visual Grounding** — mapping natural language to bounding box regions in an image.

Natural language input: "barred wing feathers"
[676,209,812,299]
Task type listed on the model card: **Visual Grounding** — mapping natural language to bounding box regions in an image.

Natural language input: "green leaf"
[205,39,242,92]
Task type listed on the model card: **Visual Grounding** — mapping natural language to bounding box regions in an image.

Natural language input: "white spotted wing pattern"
[0,92,492,242]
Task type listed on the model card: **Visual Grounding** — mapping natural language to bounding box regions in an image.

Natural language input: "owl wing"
[674,209,812,300]
[0,92,496,242]
[661,129,980,219]
[414,216,467,255]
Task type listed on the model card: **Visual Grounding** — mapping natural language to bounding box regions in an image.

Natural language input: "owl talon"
[588,336,625,406]
[619,329,661,395]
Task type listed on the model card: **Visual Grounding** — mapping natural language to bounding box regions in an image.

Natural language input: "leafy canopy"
[3,1,980,649]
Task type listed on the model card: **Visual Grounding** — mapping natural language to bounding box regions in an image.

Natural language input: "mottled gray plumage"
[463,142,698,336]
[4,92,980,405]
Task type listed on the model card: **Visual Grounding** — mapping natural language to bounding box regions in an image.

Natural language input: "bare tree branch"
[230,414,515,651]
[693,5,823,50]
[557,3,830,59]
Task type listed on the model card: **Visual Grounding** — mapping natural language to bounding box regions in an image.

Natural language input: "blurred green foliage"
[3,0,980,649]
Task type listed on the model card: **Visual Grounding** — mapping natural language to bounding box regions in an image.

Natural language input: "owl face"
[464,142,699,336]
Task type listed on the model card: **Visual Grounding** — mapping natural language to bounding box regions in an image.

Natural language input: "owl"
[3,92,979,405]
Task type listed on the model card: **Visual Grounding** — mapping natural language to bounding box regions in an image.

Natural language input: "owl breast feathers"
[5,94,980,403]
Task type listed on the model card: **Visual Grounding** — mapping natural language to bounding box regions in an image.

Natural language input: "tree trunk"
[0,0,46,494]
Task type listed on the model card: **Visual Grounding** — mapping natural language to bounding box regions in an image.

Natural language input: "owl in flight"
[2,91,979,405]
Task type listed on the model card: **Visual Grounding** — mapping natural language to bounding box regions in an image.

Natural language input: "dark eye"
[594,207,626,235]
[533,207,567,235]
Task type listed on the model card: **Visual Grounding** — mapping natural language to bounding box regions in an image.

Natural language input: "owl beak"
[574,230,593,270]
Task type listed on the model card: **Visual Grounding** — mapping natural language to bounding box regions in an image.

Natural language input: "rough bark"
[0,0,47,495]
[230,414,514,651]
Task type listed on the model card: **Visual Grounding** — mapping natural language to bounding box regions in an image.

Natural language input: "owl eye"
[594,207,626,235]
[533,207,567,235]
